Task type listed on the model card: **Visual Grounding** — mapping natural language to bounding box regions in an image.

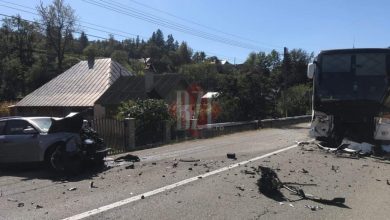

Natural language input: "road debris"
[301,168,309,174]
[242,170,256,175]
[305,205,323,211]
[90,181,97,188]
[114,154,140,162]
[68,187,77,191]
[227,153,237,160]
[172,162,178,168]
[331,165,340,173]
[341,139,373,154]
[236,186,245,191]
[296,141,311,146]
[125,163,135,169]
[258,166,346,207]
[179,158,200,162]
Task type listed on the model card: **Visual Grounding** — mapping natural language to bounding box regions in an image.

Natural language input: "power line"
[82,0,274,51]
[125,0,283,49]
[0,0,284,55]
[0,0,280,50]
[0,1,258,61]
[0,12,243,62]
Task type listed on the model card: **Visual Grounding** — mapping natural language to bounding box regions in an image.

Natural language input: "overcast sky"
[1,0,389,63]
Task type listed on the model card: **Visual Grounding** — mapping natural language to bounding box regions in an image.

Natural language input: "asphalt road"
[1,123,389,220]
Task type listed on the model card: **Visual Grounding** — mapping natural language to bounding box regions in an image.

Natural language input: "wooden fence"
[90,118,126,155]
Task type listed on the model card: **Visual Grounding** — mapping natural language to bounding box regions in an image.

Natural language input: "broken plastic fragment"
[227,153,237,159]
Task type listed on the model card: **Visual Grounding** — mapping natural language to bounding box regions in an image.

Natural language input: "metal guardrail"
[197,115,312,138]
[260,115,312,128]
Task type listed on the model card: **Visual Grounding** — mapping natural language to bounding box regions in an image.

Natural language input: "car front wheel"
[47,145,66,172]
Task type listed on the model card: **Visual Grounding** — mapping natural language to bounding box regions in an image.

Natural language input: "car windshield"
[30,118,52,132]
[317,53,388,102]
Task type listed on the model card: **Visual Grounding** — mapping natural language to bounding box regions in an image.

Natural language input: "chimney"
[87,56,95,69]
[145,71,154,92]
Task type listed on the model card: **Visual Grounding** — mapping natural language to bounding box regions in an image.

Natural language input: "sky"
[0,0,389,64]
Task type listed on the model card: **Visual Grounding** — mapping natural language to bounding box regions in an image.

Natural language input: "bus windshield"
[317,53,388,102]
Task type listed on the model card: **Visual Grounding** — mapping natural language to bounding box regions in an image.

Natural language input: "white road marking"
[63,143,302,220]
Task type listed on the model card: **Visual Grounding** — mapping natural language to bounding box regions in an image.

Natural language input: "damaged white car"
[0,113,109,172]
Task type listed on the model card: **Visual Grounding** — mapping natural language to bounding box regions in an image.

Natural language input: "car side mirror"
[307,63,316,79]
[23,127,38,135]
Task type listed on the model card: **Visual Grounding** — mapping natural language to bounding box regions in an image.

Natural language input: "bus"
[307,48,390,146]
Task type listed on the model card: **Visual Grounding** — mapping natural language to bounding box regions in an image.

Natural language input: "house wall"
[94,104,106,118]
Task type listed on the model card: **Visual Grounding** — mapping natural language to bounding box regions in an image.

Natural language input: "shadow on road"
[0,162,111,183]
[256,178,287,202]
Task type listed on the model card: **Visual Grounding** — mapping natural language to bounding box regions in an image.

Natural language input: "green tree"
[192,51,206,63]
[37,0,77,72]
[83,44,99,60]
[111,50,128,65]
[77,31,88,54]
[276,84,311,116]
[166,34,175,51]
[177,42,192,65]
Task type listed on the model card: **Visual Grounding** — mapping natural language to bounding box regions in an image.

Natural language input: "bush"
[116,99,172,122]
[276,84,312,117]
[0,101,16,117]
[115,99,173,145]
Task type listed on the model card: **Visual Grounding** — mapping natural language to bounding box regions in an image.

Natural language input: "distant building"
[14,58,133,117]
[13,58,189,118]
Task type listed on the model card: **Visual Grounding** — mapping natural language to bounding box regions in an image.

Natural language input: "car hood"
[48,113,83,134]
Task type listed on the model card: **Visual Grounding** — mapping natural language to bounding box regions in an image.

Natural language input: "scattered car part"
[227,153,237,159]
[114,154,140,162]
[305,205,323,211]
[179,158,200,162]
[125,163,135,169]
[258,166,346,206]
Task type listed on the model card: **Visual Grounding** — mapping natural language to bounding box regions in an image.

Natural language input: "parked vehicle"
[0,113,108,172]
[307,48,390,145]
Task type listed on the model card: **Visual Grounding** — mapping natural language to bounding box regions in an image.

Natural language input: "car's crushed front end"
[46,113,109,172]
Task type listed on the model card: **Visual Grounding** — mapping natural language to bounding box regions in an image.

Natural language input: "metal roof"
[95,76,148,105]
[16,58,133,107]
[95,73,188,105]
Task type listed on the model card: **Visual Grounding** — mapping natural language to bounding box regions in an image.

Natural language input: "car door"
[0,119,40,163]
[0,120,7,162]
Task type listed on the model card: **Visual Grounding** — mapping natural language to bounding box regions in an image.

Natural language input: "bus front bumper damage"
[310,111,390,153]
